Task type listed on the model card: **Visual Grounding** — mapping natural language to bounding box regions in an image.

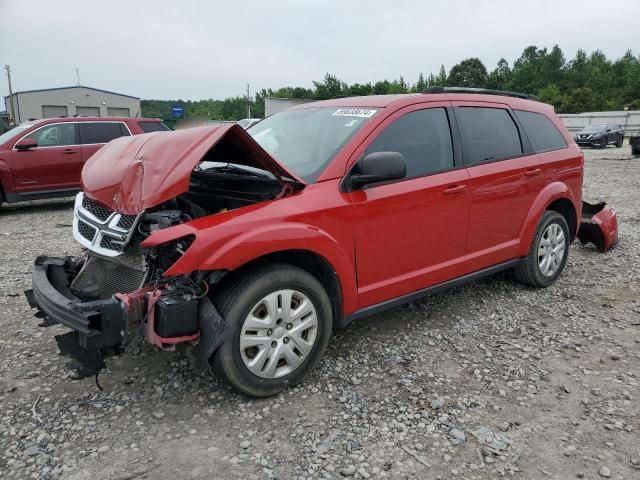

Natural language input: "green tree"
[447,58,488,87]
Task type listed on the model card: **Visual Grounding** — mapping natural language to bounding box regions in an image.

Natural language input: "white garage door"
[42,105,68,118]
[107,107,130,117]
[76,106,100,117]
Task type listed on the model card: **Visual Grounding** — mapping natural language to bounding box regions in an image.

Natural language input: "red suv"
[0,117,168,208]
[29,88,583,397]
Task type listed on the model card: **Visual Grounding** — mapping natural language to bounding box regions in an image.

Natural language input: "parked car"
[574,123,624,148]
[29,88,585,397]
[630,134,640,156]
[0,117,169,208]
[237,118,261,129]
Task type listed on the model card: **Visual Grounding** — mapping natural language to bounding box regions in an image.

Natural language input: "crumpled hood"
[81,124,304,215]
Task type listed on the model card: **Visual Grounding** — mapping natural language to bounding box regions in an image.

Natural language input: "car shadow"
[0,198,75,214]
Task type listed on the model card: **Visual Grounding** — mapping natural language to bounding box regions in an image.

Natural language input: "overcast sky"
[1,0,638,101]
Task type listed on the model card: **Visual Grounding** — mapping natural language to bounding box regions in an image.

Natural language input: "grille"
[117,215,137,230]
[100,236,124,252]
[71,252,147,299]
[82,195,113,221]
[77,221,97,242]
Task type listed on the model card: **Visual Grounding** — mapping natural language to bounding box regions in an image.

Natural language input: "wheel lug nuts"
[286,323,292,330]
[283,337,289,344]
[267,329,272,335]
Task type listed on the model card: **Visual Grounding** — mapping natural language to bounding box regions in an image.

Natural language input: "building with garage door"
[3,85,141,124]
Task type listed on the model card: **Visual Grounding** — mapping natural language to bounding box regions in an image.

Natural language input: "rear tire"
[515,211,570,288]
[212,263,333,397]
[615,136,623,148]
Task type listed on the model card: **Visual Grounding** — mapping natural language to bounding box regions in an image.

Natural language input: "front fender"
[517,181,580,257]
[159,221,358,314]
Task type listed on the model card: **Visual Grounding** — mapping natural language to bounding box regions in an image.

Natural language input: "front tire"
[515,211,570,287]
[598,137,607,149]
[212,264,333,397]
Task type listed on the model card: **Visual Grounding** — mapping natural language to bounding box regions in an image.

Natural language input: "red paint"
[98,94,584,316]
[0,117,165,201]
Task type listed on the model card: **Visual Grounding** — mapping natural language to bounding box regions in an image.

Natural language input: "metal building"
[4,85,141,124]
[264,97,313,117]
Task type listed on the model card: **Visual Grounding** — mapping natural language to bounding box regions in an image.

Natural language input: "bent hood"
[81,124,304,215]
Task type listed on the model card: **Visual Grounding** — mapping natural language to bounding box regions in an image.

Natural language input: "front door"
[348,104,471,309]
[9,122,80,195]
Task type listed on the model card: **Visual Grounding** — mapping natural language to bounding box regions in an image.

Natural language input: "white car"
[237,118,261,129]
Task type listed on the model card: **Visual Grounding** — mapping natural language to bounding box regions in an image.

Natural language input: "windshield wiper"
[198,163,270,178]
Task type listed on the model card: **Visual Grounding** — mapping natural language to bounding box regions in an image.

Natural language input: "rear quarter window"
[138,121,170,133]
[514,110,567,153]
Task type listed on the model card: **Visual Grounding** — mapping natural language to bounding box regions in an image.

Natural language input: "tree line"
[141,45,640,120]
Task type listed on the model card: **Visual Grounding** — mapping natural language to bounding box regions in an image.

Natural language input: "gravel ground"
[1,145,638,480]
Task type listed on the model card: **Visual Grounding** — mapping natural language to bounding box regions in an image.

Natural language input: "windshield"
[582,124,607,133]
[0,123,35,145]
[249,107,377,183]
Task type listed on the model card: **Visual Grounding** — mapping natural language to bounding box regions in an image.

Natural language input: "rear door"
[79,121,131,162]
[348,103,471,308]
[8,122,80,194]
[453,102,543,270]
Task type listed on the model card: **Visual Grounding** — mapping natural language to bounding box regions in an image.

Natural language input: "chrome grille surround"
[72,192,144,258]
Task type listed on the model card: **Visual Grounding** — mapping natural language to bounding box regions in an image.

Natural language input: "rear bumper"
[577,201,619,252]
[28,256,127,350]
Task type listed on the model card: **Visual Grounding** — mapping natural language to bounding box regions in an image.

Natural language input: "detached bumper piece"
[577,201,619,253]
[26,256,127,376]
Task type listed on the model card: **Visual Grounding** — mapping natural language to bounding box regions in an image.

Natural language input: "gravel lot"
[1,145,638,480]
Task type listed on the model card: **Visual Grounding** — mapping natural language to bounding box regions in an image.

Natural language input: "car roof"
[290,93,553,114]
[21,117,162,126]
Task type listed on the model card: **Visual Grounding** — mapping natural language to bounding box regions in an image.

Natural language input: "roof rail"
[422,86,539,101]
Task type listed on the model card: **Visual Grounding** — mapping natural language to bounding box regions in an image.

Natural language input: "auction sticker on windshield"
[332,108,377,118]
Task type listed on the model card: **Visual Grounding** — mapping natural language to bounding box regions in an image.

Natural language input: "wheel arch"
[545,197,578,240]
[518,182,580,256]
[213,249,347,330]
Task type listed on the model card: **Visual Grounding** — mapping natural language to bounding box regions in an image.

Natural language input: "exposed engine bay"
[27,125,303,376]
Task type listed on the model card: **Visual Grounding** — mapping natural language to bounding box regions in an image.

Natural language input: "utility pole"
[246,83,251,118]
[4,64,16,125]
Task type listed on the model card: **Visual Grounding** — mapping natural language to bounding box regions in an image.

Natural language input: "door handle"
[443,184,467,195]
[63,148,78,155]
[525,168,542,177]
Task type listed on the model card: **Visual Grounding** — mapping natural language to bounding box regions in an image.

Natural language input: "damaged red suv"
[28,88,585,397]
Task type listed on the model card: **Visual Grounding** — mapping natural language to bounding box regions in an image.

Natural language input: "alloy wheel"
[538,223,566,277]
[239,289,318,379]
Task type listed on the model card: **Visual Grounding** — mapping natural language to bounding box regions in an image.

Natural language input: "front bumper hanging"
[27,256,127,349]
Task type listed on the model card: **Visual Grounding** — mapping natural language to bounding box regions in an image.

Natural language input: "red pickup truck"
[0,117,168,208]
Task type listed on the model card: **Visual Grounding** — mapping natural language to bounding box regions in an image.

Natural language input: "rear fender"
[165,222,358,314]
[517,182,580,257]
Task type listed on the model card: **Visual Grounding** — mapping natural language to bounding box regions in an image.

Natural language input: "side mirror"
[15,138,38,150]
[350,151,406,188]
[606,129,611,132]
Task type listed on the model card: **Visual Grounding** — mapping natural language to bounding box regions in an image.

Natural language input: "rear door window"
[366,107,454,178]
[79,122,130,144]
[514,110,567,153]
[138,121,170,133]
[455,107,522,165]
